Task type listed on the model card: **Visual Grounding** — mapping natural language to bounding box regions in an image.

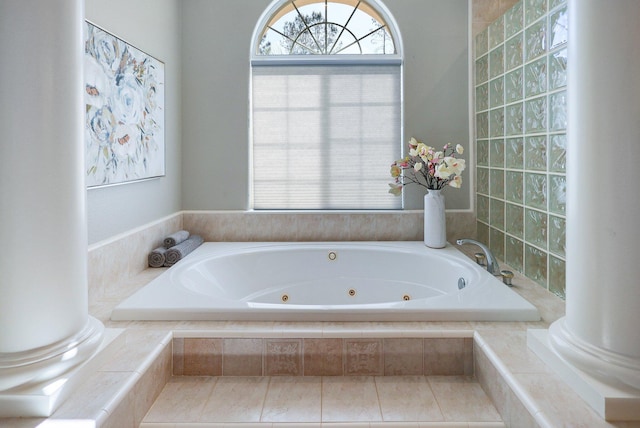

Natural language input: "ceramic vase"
[424,189,446,248]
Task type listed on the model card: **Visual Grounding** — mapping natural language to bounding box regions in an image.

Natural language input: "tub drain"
[281,294,289,303]
[402,294,411,301]
[348,288,357,297]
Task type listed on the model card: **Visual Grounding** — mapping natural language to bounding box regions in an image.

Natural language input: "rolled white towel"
[148,246,168,268]
[164,230,190,248]
[164,235,204,267]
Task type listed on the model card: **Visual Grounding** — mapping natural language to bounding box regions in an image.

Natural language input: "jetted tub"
[111,241,540,322]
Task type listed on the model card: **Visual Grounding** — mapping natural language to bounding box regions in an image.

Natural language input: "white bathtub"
[111,242,540,322]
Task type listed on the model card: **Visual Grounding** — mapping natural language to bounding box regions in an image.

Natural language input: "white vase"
[424,189,446,248]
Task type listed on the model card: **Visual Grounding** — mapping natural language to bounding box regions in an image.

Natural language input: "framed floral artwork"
[84,21,165,187]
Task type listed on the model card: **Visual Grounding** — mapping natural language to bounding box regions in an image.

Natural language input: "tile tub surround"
[6,258,637,427]
[172,336,474,377]
[88,212,183,304]
[474,0,568,298]
[44,213,625,427]
[181,210,476,244]
[101,260,637,427]
[88,210,476,309]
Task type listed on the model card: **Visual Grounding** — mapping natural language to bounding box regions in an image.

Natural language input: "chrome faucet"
[456,238,500,275]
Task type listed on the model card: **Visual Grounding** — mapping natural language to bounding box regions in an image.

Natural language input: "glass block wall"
[474,0,568,298]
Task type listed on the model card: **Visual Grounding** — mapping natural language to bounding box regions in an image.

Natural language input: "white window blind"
[251,64,402,209]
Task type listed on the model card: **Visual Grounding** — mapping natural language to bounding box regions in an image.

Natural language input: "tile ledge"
[474,331,556,428]
[171,329,475,339]
[141,423,504,427]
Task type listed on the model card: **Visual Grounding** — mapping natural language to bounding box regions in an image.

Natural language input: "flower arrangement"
[389,137,466,195]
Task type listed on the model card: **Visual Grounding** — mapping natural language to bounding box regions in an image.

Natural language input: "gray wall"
[85,0,183,244]
[181,0,471,211]
[399,0,471,210]
[84,0,470,243]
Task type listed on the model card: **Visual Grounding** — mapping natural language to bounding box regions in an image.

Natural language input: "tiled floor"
[141,375,504,427]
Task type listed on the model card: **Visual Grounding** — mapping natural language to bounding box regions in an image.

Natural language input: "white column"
[0,0,103,392]
[547,0,640,390]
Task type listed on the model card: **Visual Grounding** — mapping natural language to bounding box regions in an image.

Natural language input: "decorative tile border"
[172,337,473,377]
[265,338,303,376]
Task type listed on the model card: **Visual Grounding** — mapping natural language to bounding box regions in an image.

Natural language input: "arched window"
[256,0,396,55]
[251,0,402,209]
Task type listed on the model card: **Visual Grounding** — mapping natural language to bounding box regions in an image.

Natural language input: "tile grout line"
[258,376,272,423]
[373,376,385,423]
[196,376,219,424]
[425,376,446,425]
[320,376,324,424]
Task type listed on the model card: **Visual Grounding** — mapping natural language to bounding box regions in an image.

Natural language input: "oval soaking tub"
[111,241,540,322]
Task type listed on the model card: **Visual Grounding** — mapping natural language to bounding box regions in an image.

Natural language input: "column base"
[0,324,122,418]
[528,324,640,421]
[0,317,117,417]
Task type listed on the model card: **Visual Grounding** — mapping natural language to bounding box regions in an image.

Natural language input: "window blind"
[251,64,402,209]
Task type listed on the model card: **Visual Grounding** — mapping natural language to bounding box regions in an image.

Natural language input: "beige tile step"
[140,375,504,427]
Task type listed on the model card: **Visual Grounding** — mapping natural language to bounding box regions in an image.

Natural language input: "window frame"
[251,0,403,61]
[249,0,404,210]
